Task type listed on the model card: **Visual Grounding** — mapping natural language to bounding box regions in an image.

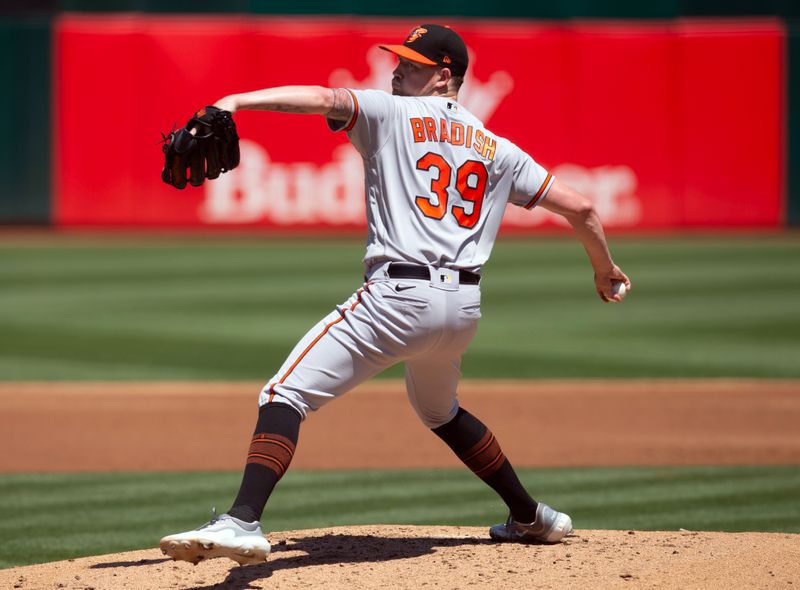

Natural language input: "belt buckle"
[431,267,459,291]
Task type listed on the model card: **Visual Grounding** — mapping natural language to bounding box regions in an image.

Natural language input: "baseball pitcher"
[160,24,631,565]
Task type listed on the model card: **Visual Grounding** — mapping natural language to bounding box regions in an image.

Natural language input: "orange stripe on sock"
[461,432,494,463]
[250,435,296,456]
[247,432,296,477]
[459,430,507,478]
[247,453,286,476]
[474,451,506,478]
[249,444,294,467]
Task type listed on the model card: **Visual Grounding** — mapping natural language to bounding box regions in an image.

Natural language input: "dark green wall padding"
[0,18,51,224]
[55,0,800,18]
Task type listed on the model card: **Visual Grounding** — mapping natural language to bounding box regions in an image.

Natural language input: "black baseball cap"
[379,24,468,77]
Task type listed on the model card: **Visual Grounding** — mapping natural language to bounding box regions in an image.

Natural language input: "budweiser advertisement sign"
[55,17,784,229]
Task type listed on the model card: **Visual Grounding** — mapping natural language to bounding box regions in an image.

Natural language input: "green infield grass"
[0,234,799,379]
[0,465,798,568]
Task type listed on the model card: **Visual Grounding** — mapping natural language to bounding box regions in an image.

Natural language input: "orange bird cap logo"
[406,27,428,43]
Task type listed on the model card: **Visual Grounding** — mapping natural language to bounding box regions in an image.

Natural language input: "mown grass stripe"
[1,465,798,568]
[2,236,799,380]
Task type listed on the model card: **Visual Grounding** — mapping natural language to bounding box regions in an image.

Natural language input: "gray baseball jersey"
[338,89,553,273]
[259,89,554,427]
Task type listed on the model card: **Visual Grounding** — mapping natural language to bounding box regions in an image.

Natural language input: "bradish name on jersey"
[409,117,497,161]
[201,140,643,227]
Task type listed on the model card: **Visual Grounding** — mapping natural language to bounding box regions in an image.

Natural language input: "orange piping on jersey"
[344,89,359,132]
[268,313,347,402]
[267,285,369,402]
[524,173,553,209]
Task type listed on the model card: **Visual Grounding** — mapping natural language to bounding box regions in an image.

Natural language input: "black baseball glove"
[161,106,240,189]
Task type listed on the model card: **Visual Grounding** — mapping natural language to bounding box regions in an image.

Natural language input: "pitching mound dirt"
[2,526,798,590]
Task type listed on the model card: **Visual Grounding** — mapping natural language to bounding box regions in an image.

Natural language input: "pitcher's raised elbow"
[569,196,595,221]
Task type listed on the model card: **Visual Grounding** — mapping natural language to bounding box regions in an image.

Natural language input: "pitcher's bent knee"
[258,383,311,421]
[415,400,460,429]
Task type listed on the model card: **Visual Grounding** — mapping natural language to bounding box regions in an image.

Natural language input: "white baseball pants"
[258,262,481,428]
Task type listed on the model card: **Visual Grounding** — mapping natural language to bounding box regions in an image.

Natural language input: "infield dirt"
[2,379,799,471]
[1,380,799,589]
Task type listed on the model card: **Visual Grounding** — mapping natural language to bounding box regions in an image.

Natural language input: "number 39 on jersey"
[415,153,488,229]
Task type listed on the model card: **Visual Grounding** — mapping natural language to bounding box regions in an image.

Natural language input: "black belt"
[387,263,481,285]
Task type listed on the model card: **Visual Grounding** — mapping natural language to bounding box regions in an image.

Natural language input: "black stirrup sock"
[432,407,538,523]
[227,403,301,523]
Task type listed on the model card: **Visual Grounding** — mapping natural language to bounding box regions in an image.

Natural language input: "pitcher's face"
[391,57,445,97]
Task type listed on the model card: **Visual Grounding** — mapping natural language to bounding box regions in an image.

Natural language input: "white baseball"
[610,280,627,301]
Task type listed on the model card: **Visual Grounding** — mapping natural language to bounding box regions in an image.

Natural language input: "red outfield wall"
[54,16,785,230]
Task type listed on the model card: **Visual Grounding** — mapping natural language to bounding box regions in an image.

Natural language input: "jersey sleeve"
[506,142,555,210]
[326,89,397,157]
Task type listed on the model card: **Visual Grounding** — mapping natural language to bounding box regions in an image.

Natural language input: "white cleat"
[489,502,573,544]
[160,513,271,566]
